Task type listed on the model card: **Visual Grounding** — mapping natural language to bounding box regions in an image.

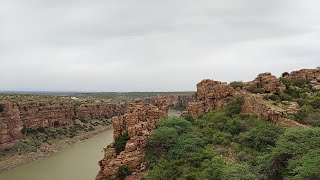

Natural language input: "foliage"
[230,81,244,89]
[225,96,244,117]
[255,128,320,180]
[114,132,130,155]
[118,165,132,180]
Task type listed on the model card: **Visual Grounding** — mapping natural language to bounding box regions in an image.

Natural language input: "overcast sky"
[0,0,319,92]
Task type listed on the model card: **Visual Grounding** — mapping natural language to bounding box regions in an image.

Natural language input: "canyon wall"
[285,68,320,89]
[96,99,167,180]
[244,72,286,94]
[143,94,193,109]
[184,73,307,128]
[186,79,235,118]
[0,98,128,151]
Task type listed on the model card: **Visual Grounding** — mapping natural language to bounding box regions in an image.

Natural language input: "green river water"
[0,130,113,180]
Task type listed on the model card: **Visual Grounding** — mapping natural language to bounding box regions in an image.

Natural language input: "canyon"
[96,68,318,179]
[0,94,191,152]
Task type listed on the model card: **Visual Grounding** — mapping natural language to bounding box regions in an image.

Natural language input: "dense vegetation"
[143,97,320,180]
[114,133,130,155]
[262,77,320,127]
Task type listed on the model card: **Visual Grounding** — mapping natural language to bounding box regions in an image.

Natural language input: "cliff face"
[186,80,235,118]
[184,73,307,128]
[0,98,128,151]
[244,72,286,94]
[96,100,167,180]
[285,68,320,89]
[143,95,193,109]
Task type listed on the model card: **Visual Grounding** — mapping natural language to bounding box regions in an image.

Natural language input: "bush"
[238,124,284,152]
[222,163,259,180]
[114,132,130,155]
[157,117,192,134]
[256,128,320,179]
[286,150,320,180]
[118,165,131,180]
[0,104,4,112]
[310,97,320,109]
[225,96,244,117]
[230,81,244,89]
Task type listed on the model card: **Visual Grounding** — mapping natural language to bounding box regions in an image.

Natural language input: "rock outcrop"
[186,80,234,118]
[244,73,286,94]
[184,79,305,128]
[285,68,320,89]
[144,95,193,110]
[0,98,128,151]
[96,100,167,180]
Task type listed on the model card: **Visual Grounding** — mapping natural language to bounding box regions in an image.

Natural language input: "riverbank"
[0,125,112,173]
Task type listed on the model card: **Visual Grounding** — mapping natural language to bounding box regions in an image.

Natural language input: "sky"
[0,0,319,92]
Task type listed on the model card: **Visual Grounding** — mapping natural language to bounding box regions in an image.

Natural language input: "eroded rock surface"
[96,100,167,180]
[285,68,320,89]
[186,79,234,118]
[244,72,286,94]
[0,98,128,151]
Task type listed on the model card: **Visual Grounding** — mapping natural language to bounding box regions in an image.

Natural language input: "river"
[0,110,180,180]
[0,130,113,180]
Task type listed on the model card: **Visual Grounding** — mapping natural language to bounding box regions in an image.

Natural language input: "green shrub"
[118,165,131,180]
[286,150,320,180]
[225,96,244,117]
[230,81,244,89]
[114,132,130,155]
[221,163,259,180]
[256,128,320,179]
[310,96,320,109]
[238,124,284,152]
[157,117,192,134]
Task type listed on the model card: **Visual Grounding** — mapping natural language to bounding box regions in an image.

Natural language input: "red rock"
[96,101,167,180]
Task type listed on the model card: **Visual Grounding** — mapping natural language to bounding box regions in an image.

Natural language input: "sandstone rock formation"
[144,95,193,110]
[186,79,234,118]
[244,72,286,94]
[184,80,305,128]
[0,97,128,151]
[96,100,167,180]
[285,68,320,89]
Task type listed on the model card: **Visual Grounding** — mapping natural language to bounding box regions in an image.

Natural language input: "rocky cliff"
[285,68,320,89]
[244,72,286,94]
[0,97,128,151]
[186,79,235,118]
[96,100,167,180]
[184,71,310,128]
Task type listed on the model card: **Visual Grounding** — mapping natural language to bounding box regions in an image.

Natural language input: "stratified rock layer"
[186,79,234,118]
[244,72,286,94]
[0,98,128,151]
[96,100,167,180]
[184,79,305,128]
[286,68,320,89]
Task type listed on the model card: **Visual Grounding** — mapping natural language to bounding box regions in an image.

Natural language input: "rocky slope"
[0,97,128,151]
[96,99,167,180]
[184,70,316,128]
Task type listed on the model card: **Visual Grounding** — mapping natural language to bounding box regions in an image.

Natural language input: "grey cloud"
[0,0,319,91]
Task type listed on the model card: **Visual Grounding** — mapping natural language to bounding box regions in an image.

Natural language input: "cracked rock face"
[285,68,320,89]
[186,79,235,118]
[96,100,167,180]
[244,72,286,94]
